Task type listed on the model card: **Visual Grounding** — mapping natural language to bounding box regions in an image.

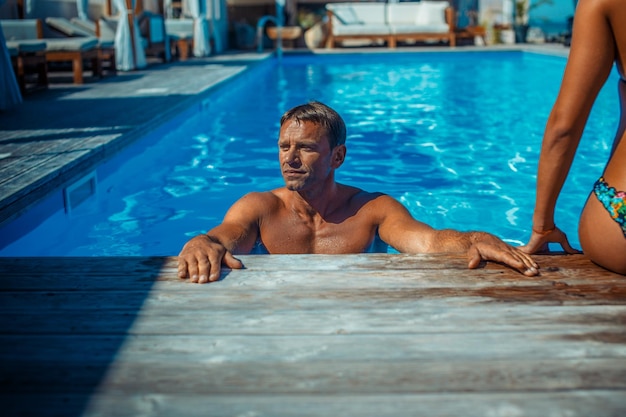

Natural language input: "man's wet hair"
[280,101,347,148]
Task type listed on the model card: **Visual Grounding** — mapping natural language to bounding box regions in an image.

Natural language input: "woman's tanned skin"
[522,0,626,274]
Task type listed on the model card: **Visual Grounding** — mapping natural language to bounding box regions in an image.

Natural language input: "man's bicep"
[211,193,264,253]
[375,196,437,253]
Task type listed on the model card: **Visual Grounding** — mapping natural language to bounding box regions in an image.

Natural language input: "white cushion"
[352,4,387,25]
[98,17,118,41]
[415,1,448,26]
[0,19,40,40]
[329,5,361,25]
[387,4,422,26]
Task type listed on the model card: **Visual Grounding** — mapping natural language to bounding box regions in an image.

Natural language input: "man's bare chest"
[258,214,376,254]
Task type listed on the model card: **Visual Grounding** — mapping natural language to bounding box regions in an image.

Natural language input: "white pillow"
[415,1,448,26]
[331,6,362,25]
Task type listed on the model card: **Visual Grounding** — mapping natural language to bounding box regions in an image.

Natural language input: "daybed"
[138,12,171,62]
[45,17,116,75]
[1,19,100,84]
[4,37,48,92]
[71,14,172,64]
[325,1,456,48]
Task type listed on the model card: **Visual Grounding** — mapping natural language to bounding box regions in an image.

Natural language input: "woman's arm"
[525,0,616,252]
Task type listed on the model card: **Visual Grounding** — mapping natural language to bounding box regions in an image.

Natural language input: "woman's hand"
[521,226,581,255]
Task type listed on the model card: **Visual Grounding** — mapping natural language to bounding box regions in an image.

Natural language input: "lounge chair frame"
[46,17,116,77]
[32,20,101,84]
[10,49,48,93]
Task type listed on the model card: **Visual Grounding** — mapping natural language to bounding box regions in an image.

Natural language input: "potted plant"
[514,0,553,43]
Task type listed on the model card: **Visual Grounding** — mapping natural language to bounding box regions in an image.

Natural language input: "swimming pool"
[0,51,619,256]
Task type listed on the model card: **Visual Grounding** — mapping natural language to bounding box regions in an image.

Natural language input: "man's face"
[278,120,341,191]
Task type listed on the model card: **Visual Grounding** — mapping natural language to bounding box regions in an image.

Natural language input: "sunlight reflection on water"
[0,52,618,255]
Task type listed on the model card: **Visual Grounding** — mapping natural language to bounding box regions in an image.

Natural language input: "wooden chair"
[1,19,101,84]
[5,39,48,93]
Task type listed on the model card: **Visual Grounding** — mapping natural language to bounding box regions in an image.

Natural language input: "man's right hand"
[177,234,244,284]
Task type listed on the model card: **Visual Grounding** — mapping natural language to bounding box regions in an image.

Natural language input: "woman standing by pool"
[523,0,626,274]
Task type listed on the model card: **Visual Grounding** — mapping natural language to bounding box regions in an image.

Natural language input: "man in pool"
[177,101,539,283]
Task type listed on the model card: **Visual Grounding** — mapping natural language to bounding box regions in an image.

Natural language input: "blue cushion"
[45,37,98,52]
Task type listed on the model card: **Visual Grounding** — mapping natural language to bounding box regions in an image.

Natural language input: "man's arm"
[177,193,265,283]
[376,195,539,276]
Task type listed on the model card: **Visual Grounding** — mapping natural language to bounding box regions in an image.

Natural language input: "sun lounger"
[95,14,170,65]
[325,2,456,48]
[4,37,48,92]
[1,18,100,84]
[138,12,171,62]
[45,17,116,75]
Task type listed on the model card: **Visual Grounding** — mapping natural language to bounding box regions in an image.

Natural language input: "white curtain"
[207,0,223,53]
[184,0,210,57]
[0,0,22,110]
[24,0,34,16]
[76,0,89,20]
[113,0,147,70]
[164,0,173,18]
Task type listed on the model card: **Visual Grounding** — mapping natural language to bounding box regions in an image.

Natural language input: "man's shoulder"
[242,189,284,203]
[344,186,391,204]
[343,187,405,214]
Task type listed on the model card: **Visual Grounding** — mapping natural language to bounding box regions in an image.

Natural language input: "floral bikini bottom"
[593,177,626,237]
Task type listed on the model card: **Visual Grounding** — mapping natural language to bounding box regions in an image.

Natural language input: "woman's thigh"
[579,194,626,274]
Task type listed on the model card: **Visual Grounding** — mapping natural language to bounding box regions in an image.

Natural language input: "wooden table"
[266,26,303,49]
[1,254,625,416]
[456,26,488,45]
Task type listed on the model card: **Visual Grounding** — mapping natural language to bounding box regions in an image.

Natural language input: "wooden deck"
[1,253,625,416]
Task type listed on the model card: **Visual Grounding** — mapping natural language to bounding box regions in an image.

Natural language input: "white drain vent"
[63,172,97,214]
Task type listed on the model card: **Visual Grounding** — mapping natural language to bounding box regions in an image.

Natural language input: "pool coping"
[0,45,570,235]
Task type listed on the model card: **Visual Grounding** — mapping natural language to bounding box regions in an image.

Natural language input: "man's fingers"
[469,243,539,276]
[205,252,243,282]
[518,253,539,276]
[177,235,241,284]
[197,257,210,283]
[498,250,539,276]
[187,258,200,283]
[223,252,244,270]
[208,256,222,282]
[467,246,482,269]
[177,258,189,279]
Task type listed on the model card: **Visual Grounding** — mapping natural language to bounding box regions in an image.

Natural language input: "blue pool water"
[0,51,619,256]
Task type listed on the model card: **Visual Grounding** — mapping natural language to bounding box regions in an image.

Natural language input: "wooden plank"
[2,255,625,306]
[1,254,624,294]
[0,253,618,277]
[1,298,625,335]
[2,332,625,363]
[4,391,626,417]
[1,254,625,416]
[2,356,625,394]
